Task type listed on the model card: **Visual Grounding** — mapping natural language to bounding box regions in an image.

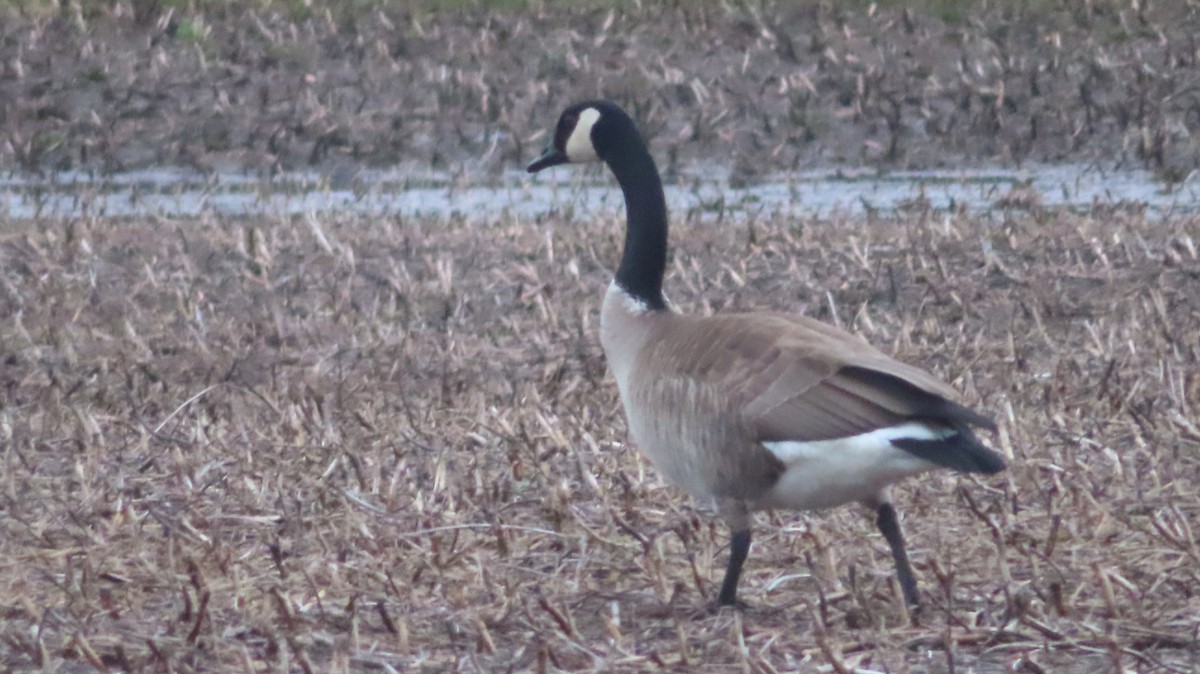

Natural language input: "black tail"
[892,426,1007,474]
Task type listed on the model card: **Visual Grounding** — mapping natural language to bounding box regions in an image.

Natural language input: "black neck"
[607,141,668,311]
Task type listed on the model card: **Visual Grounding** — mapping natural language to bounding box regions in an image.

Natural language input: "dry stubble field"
[1,197,1199,672]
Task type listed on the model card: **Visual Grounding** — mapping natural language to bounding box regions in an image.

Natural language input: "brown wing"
[651,313,994,444]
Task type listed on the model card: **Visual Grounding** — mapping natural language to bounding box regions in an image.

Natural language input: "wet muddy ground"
[3,0,1200,180]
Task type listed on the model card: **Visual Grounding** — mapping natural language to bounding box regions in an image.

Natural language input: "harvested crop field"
[2,201,1199,672]
[3,0,1200,672]
[5,0,1200,176]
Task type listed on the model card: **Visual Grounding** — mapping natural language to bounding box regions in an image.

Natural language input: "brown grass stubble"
[0,203,1197,672]
[5,1,1200,176]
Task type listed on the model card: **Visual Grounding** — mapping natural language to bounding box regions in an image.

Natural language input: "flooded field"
[3,163,1196,221]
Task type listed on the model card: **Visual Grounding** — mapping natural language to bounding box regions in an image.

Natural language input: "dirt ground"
[2,1,1200,673]
[3,0,1200,178]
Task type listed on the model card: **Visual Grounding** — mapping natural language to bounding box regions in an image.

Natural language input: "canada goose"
[527,100,1006,608]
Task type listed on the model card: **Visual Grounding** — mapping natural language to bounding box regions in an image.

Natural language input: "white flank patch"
[758,423,949,511]
[565,107,601,163]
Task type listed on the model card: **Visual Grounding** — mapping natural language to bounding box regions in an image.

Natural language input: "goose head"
[527,100,637,173]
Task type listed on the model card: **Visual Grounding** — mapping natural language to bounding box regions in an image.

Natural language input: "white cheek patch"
[565,107,601,163]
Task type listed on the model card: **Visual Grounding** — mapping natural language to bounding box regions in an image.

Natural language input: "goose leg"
[875,501,920,606]
[717,529,752,606]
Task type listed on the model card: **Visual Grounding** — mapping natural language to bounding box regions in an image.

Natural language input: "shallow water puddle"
[1,164,1195,221]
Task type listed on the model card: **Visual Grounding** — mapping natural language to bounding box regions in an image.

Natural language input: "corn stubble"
[1,205,1198,672]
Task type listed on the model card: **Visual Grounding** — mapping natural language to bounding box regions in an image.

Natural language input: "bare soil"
[3,1,1200,178]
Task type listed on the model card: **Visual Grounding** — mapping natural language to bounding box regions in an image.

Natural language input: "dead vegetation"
[1,199,1198,672]
[3,0,1200,176]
